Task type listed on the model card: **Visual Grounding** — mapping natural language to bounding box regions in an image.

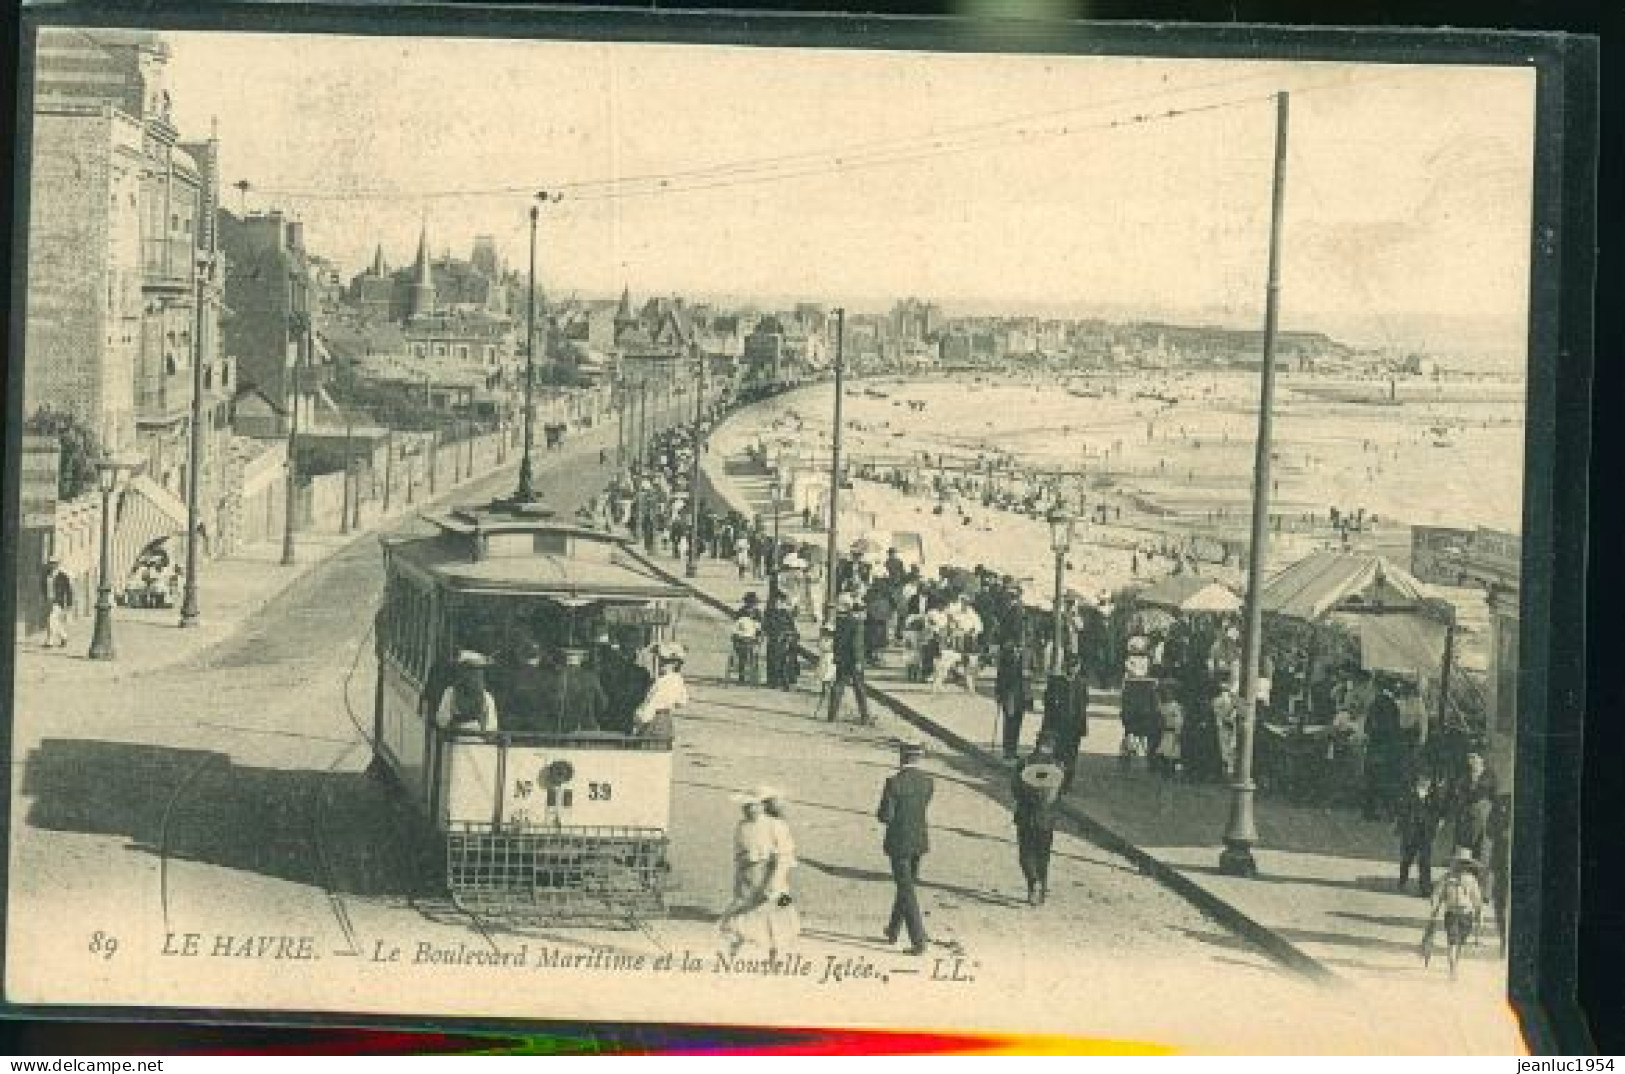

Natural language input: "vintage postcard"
[4,13,1582,1053]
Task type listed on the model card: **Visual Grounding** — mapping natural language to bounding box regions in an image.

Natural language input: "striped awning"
[111,475,190,581]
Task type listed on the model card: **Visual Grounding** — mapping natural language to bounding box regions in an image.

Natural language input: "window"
[165,354,178,375]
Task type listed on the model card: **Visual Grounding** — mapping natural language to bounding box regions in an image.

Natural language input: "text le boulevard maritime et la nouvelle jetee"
[156,932,978,986]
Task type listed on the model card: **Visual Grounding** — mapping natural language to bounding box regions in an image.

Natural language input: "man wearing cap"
[42,558,73,648]
[878,741,934,954]
[436,651,499,734]
[827,593,872,724]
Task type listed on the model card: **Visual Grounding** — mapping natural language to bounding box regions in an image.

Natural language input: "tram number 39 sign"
[509,780,613,802]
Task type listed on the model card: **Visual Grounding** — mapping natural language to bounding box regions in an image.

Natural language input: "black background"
[0,0,1614,1056]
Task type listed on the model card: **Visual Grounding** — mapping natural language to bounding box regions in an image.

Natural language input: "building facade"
[218,208,317,435]
[22,103,145,454]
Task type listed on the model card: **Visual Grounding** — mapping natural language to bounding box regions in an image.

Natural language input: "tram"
[373,497,689,921]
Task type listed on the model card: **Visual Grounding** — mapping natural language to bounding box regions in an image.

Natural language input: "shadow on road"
[20,737,430,901]
[797,855,1027,909]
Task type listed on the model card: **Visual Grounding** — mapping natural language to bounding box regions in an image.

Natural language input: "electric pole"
[823,307,846,620]
[1220,90,1291,879]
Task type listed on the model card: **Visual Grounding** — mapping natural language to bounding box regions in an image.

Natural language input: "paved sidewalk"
[14,425,617,689]
[635,439,1513,1000]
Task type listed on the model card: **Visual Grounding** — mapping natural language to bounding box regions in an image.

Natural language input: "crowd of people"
[590,413,1509,958]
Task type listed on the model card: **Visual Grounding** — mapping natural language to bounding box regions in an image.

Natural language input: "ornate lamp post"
[88,452,142,660]
[1046,507,1074,675]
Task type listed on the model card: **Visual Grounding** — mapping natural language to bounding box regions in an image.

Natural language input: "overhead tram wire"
[242,70,1407,213]
[248,69,1292,204]
[246,87,1300,210]
[259,66,1399,207]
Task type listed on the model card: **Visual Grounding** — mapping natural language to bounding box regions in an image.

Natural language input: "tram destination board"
[0,6,1596,1056]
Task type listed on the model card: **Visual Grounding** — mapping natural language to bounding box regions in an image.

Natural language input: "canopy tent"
[1257,550,1457,733]
[1259,551,1428,622]
[1137,574,1242,615]
[1342,610,1449,676]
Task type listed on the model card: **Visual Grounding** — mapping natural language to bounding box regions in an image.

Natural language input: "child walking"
[1421,848,1485,979]
[809,627,837,720]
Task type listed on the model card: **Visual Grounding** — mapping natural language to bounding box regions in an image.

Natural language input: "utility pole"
[516,201,540,501]
[616,376,626,473]
[823,307,846,620]
[637,380,648,467]
[382,429,394,513]
[1220,90,1290,880]
[281,309,306,566]
[686,348,704,579]
[340,402,354,534]
[179,247,212,627]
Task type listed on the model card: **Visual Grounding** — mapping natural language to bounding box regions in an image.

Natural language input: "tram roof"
[382,498,688,601]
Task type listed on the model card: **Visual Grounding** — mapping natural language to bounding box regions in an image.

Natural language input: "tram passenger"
[596,640,652,735]
[541,647,608,734]
[435,651,500,734]
[497,637,550,736]
[633,644,689,739]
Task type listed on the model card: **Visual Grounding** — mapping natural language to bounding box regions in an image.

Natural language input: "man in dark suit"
[828,594,872,724]
[596,641,651,735]
[498,639,552,736]
[1041,661,1089,792]
[878,740,934,955]
[545,647,609,734]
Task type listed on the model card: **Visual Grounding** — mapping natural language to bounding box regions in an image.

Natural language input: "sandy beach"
[715,369,1522,665]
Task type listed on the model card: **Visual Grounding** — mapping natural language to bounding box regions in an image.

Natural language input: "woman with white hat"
[717,786,798,958]
[633,643,689,739]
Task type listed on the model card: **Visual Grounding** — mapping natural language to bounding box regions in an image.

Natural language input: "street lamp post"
[179,249,213,627]
[1046,507,1074,675]
[88,453,140,660]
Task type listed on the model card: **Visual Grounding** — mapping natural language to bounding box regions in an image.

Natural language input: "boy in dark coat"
[1395,771,1442,896]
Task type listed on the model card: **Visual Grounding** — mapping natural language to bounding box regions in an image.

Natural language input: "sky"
[149,31,1536,350]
